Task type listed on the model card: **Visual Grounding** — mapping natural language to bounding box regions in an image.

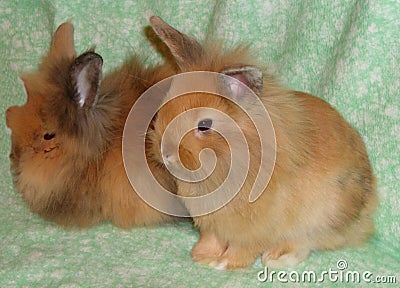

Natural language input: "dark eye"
[43,133,56,140]
[197,119,213,131]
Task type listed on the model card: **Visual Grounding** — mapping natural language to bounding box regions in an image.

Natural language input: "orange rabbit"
[148,16,378,269]
[6,22,178,228]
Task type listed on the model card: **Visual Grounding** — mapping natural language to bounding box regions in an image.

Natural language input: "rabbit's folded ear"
[70,52,103,108]
[49,21,76,60]
[150,16,204,70]
[221,66,263,97]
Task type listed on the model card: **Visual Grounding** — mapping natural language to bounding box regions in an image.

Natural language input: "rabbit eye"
[43,133,55,140]
[197,119,213,131]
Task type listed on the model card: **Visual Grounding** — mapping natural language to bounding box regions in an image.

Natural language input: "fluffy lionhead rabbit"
[148,16,378,269]
[6,22,177,227]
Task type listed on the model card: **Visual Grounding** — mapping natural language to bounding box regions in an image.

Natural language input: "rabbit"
[147,16,378,270]
[5,21,180,228]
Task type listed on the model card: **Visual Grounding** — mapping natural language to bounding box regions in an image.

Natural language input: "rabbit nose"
[163,153,175,165]
[5,106,17,127]
[6,106,16,116]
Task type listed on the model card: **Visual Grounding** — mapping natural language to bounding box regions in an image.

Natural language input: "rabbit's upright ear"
[150,16,203,70]
[70,52,103,108]
[49,21,76,59]
[221,65,263,97]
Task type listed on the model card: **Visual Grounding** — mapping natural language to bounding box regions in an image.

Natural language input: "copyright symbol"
[336,259,348,270]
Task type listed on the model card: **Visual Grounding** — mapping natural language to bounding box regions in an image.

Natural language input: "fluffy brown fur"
[6,22,178,228]
[148,16,378,269]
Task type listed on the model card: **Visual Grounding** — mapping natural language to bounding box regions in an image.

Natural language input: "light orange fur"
[6,22,178,228]
[148,16,378,269]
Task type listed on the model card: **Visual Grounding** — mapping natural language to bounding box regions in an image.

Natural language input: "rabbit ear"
[150,16,203,69]
[17,75,35,106]
[70,52,103,108]
[49,21,76,59]
[221,65,263,97]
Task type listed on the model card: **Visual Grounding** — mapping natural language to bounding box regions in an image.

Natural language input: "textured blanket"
[0,1,398,287]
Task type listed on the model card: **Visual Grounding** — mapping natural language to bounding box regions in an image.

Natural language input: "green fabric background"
[0,1,398,287]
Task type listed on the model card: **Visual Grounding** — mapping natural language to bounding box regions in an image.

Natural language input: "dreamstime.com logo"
[122,72,276,217]
[257,260,397,284]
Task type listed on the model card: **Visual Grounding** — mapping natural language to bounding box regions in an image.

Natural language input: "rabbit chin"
[11,150,71,213]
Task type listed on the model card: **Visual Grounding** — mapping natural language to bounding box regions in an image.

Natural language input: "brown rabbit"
[5,22,179,228]
[148,16,378,269]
